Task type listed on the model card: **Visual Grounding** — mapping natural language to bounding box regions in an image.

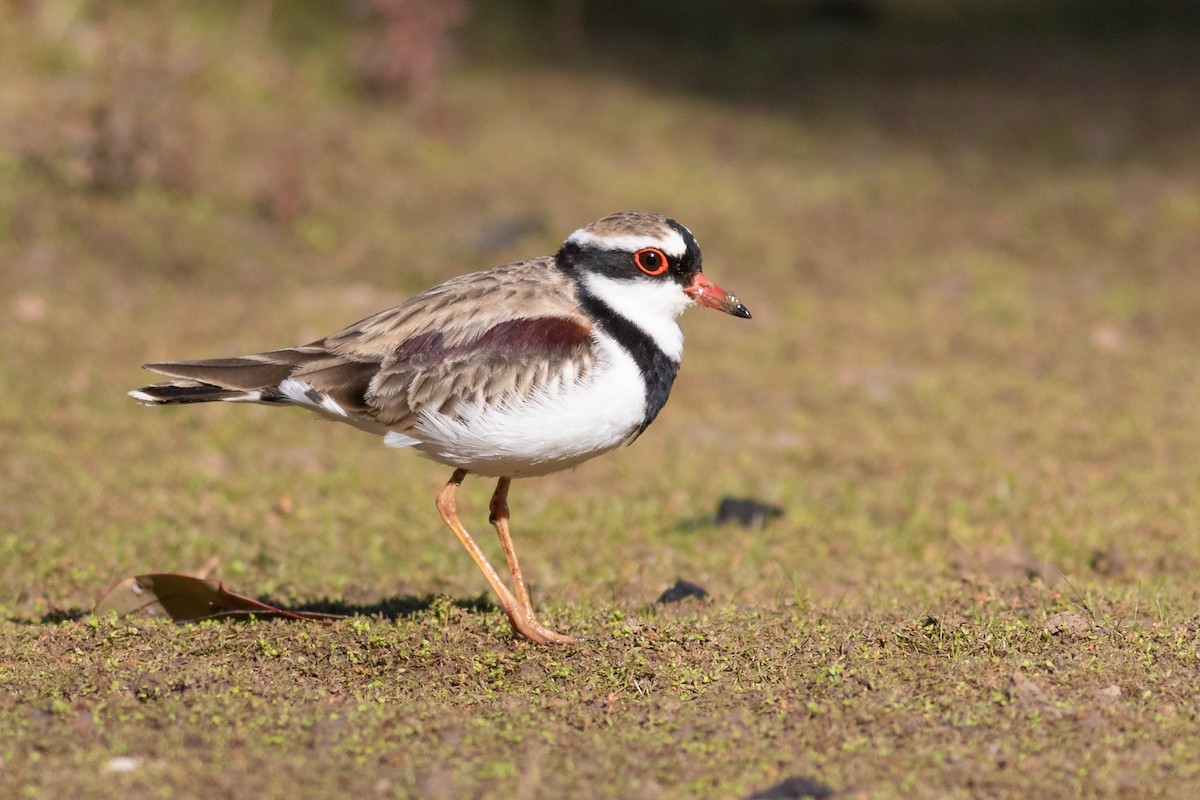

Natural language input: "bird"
[129,211,751,644]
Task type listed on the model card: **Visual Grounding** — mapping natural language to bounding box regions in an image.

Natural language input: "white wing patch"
[275,377,387,436]
[278,378,349,417]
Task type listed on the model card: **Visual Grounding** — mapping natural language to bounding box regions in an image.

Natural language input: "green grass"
[3,2,1200,798]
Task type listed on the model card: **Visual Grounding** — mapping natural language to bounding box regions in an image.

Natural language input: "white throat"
[581,272,688,361]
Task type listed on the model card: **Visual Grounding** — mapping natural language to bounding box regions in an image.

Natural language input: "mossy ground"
[2,3,1200,798]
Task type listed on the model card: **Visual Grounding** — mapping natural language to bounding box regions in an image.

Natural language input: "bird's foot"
[507,609,577,645]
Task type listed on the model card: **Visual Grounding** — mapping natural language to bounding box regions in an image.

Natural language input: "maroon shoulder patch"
[473,318,592,356]
[391,317,591,365]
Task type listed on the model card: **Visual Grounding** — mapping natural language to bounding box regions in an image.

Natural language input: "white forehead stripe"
[566,228,688,258]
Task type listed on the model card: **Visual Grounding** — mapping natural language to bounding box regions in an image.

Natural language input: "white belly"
[385,338,648,478]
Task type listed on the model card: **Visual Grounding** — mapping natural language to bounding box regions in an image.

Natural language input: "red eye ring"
[633,247,670,276]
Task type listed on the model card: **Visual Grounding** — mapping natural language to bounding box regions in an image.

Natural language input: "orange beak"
[684,273,751,319]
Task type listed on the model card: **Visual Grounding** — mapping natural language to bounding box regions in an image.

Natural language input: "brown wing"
[318,258,580,356]
[138,258,594,427]
[293,258,594,428]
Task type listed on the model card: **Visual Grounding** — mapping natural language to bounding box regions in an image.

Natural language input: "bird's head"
[556,212,751,321]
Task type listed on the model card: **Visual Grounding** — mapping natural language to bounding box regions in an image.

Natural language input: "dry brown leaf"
[93,573,342,624]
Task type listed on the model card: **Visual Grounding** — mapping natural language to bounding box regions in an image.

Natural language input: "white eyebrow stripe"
[566,228,688,258]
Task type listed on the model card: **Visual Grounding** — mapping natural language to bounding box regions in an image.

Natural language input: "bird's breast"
[404,335,655,477]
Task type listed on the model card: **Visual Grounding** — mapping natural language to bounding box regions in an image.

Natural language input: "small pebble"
[716,497,784,529]
[657,580,709,604]
[745,775,835,799]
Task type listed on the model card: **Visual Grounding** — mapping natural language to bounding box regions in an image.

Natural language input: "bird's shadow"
[285,593,494,621]
[20,593,494,626]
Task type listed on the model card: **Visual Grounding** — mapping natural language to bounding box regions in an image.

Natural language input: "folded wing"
[131,260,596,439]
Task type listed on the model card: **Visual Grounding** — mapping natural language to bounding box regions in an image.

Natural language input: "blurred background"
[2,0,1200,615]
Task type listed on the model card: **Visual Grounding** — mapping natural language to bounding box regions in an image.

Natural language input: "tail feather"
[129,382,256,405]
[142,349,314,391]
[130,350,316,407]
[129,347,381,417]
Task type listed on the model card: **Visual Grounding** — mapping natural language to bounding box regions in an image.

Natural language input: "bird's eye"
[633,248,669,276]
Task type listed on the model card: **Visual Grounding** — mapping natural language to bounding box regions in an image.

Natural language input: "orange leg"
[489,478,575,644]
[435,470,574,644]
